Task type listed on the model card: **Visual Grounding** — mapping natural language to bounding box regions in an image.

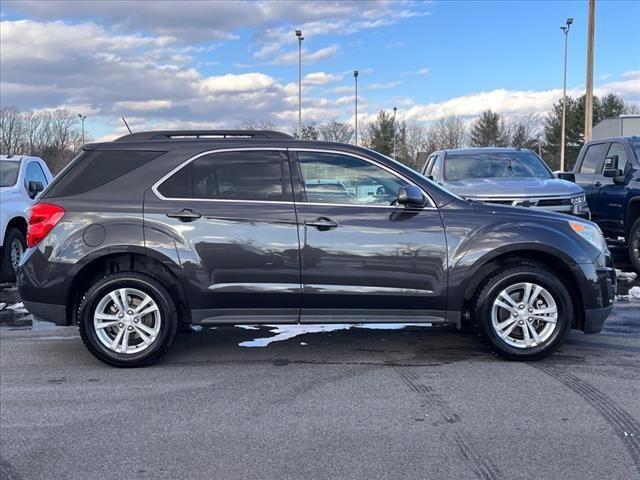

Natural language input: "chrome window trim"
[151,146,436,209]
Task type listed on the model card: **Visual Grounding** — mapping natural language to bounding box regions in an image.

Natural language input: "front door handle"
[594,181,603,187]
[166,208,202,222]
[304,217,339,231]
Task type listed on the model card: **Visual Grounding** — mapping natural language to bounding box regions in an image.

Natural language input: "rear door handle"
[166,208,202,222]
[304,217,339,231]
[594,181,602,187]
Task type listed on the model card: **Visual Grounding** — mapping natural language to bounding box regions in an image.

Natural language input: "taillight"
[27,203,65,248]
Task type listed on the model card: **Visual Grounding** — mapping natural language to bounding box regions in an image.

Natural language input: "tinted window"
[158,150,291,201]
[579,143,606,174]
[632,141,640,162]
[45,150,163,197]
[24,162,48,189]
[605,143,628,173]
[0,161,20,187]
[296,151,409,205]
[444,151,552,181]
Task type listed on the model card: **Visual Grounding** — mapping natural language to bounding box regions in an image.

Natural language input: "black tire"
[472,265,573,361]
[78,272,178,367]
[628,218,640,274]
[0,228,26,283]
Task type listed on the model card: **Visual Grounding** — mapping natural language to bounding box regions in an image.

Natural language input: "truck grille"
[470,196,574,213]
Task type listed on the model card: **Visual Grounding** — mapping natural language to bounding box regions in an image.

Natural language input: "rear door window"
[157,150,292,202]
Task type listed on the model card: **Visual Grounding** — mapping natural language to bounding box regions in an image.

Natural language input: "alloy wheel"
[9,238,23,273]
[491,282,558,349]
[93,287,162,354]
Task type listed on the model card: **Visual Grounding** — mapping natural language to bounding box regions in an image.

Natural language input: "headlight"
[571,194,587,205]
[569,221,607,251]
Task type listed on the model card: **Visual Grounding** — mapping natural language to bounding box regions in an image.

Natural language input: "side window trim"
[291,148,435,208]
[152,147,294,204]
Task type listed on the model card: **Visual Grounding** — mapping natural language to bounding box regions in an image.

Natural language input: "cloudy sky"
[1,0,639,140]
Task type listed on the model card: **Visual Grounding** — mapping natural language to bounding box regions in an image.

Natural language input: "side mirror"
[556,171,576,182]
[28,181,44,199]
[603,168,622,178]
[604,155,619,170]
[397,186,426,208]
[425,174,434,181]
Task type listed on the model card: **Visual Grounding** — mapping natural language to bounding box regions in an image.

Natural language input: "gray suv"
[421,148,590,217]
[18,131,615,367]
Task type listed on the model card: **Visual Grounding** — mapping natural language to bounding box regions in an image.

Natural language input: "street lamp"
[392,106,397,159]
[354,70,359,145]
[78,114,87,145]
[295,29,304,136]
[560,17,573,172]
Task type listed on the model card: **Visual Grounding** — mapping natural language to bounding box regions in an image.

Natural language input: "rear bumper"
[22,301,68,326]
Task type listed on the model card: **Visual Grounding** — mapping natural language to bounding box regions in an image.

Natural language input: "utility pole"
[585,0,596,142]
[560,17,573,172]
[354,70,359,146]
[77,114,87,145]
[295,29,304,136]
[392,107,397,159]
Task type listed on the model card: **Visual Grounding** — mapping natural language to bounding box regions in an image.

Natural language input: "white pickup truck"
[0,155,54,281]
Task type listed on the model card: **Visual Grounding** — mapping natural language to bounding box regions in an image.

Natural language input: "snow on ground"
[238,323,431,347]
[616,269,638,282]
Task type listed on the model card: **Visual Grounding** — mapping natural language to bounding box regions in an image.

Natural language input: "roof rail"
[114,130,294,142]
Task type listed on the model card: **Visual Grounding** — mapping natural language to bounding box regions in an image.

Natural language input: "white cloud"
[259,44,341,65]
[622,70,640,80]
[199,73,276,95]
[303,72,344,85]
[367,81,403,90]
[113,100,173,111]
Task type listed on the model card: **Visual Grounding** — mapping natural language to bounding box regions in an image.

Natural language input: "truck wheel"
[0,228,26,282]
[628,218,640,274]
[78,272,178,367]
[472,265,573,361]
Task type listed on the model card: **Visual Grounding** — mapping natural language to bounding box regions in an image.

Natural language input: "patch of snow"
[238,323,428,348]
[629,286,640,299]
[616,269,638,281]
[0,303,6,311]
[5,302,27,313]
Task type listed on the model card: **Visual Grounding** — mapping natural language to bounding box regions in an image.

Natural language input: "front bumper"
[577,261,616,333]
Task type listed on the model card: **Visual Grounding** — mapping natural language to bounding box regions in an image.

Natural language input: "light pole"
[392,106,397,159]
[560,17,573,172]
[78,114,87,145]
[354,70,359,145]
[295,29,304,136]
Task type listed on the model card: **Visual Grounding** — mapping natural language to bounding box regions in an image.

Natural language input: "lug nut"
[133,318,139,323]
[127,326,133,331]
[127,310,133,315]
[118,322,124,328]
[118,313,124,319]
[519,304,524,309]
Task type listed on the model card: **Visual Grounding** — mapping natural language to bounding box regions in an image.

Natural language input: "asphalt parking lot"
[1,252,638,480]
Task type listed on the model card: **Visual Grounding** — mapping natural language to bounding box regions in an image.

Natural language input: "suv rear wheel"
[78,272,178,367]
[628,218,640,274]
[472,265,573,360]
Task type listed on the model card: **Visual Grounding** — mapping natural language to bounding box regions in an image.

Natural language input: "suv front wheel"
[78,272,178,367]
[472,265,573,360]
[628,218,640,274]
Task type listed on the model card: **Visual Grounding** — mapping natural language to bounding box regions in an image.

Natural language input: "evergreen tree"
[365,110,395,156]
[469,110,508,147]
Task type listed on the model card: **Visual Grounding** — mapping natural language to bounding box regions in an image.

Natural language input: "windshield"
[444,151,553,181]
[0,161,21,187]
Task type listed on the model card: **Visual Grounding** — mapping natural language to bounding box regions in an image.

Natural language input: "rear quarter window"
[44,150,164,198]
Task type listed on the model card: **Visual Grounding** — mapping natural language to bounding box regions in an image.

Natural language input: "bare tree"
[507,114,544,149]
[319,120,354,143]
[0,106,24,154]
[424,116,467,152]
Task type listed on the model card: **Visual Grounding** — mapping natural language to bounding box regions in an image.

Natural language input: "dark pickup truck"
[572,136,640,272]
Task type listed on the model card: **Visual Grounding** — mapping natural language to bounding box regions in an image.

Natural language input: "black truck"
[572,136,640,272]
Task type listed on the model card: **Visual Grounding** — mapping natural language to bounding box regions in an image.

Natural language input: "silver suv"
[421,148,590,217]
